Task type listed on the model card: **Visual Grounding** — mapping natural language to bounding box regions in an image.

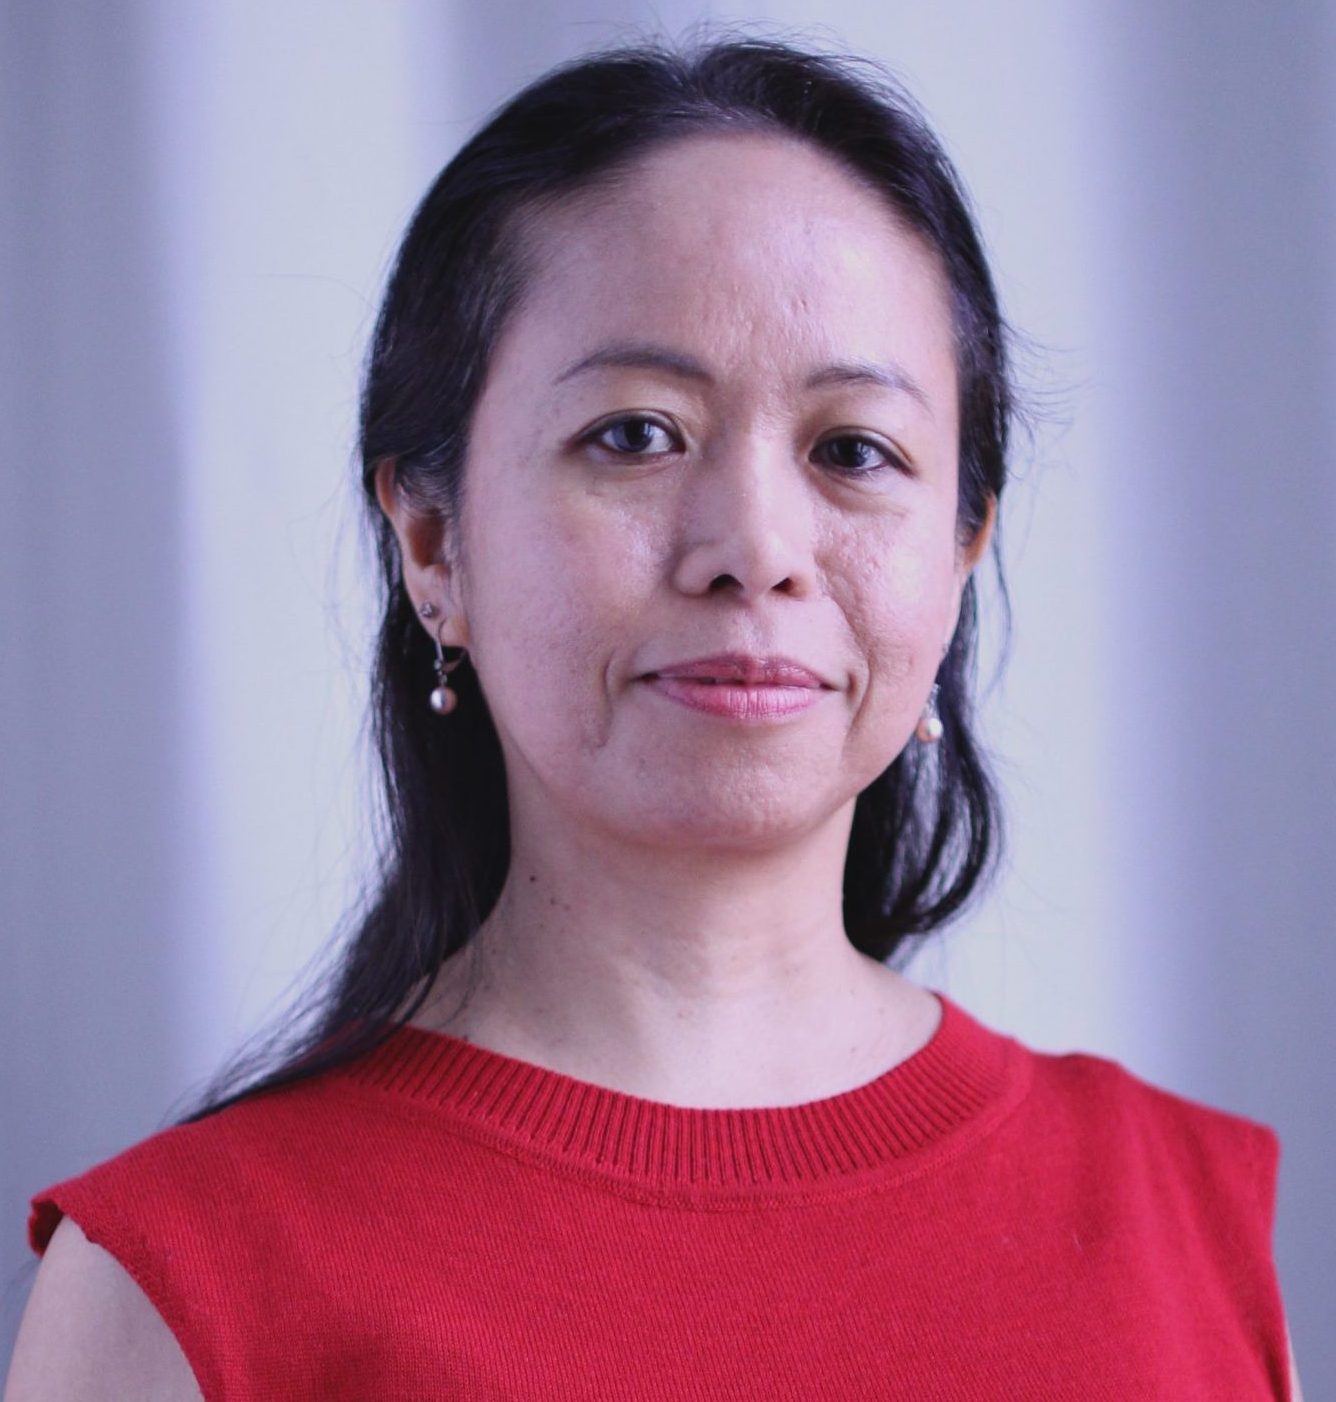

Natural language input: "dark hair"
[169,30,1026,1128]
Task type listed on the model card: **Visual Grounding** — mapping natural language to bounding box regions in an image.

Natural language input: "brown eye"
[815,434,905,477]
[587,415,678,455]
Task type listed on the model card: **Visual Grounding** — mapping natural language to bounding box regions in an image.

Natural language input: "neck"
[407,813,938,1107]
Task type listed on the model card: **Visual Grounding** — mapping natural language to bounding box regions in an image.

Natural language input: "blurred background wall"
[2,0,1332,1390]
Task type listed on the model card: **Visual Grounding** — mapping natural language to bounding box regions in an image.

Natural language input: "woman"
[8,34,1301,1400]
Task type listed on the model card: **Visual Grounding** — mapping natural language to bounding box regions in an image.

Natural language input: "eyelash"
[582,415,909,477]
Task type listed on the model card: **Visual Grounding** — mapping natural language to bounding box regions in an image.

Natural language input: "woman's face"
[397,130,990,851]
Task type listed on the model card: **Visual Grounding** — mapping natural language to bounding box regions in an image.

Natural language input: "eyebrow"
[552,340,934,417]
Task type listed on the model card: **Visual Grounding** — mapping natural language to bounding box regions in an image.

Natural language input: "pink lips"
[644,652,829,688]
[639,652,831,722]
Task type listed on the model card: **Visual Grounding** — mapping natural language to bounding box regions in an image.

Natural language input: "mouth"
[638,672,829,721]
[640,653,830,689]
[646,676,785,686]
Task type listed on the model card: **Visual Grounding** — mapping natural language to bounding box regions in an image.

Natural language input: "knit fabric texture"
[27,990,1290,1400]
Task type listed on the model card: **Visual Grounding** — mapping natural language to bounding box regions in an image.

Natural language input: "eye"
[583,414,679,456]
[814,433,909,477]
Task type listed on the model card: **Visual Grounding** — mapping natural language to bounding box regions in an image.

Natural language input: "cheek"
[464,481,647,732]
[841,516,960,698]
[883,544,958,636]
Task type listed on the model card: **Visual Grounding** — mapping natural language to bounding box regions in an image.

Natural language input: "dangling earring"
[916,683,944,744]
[418,602,466,715]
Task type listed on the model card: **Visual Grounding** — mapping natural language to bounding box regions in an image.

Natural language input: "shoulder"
[1031,1043,1280,1192]
[28,1065,392,1258]
[1021,1042,1283,1264]
[5,1215,202,1401]
[20,1070,388,1400]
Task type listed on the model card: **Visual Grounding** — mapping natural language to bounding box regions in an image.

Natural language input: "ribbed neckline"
[336,988,1030,1200]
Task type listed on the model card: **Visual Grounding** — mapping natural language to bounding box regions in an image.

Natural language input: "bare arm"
[3,1215,202,1401]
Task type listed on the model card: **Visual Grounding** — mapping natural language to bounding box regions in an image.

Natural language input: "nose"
[671,434,819,602]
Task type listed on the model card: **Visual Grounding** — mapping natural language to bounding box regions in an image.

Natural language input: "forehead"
[493,130,957,405]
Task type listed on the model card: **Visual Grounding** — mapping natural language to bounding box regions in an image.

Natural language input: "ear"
[945,494,997,648]
[372,458,470,647]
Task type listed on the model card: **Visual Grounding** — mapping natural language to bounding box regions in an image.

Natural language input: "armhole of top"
[28,1188,217,1402]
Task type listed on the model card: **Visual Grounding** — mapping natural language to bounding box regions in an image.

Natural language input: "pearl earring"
[916,683,944,744]
[418,601,466,715]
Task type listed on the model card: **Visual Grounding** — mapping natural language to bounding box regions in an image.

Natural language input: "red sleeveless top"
[28,991,1290,1399]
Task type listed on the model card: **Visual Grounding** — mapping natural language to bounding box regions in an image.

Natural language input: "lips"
[643,652,829,688]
